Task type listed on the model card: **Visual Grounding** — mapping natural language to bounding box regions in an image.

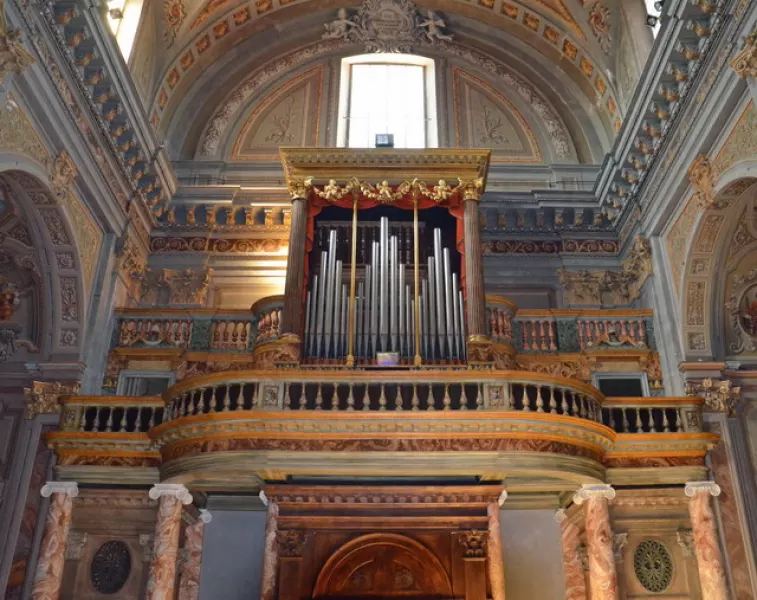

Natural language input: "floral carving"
[688,154,718,209]
[59,276,78,321]
[685,378,740,416]
[136,268,211,306]
[460,530,488,558]
[0,8,35,85]
[277,530,306,557]
[23,380,80,419]
[730,30,757,79]
[164,0,186,47]
[49,151,77,199]
[588,2,611,53]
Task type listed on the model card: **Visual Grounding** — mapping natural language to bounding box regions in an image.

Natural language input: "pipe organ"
[304,216,466,365]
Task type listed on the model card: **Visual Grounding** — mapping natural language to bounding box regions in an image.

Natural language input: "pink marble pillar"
[146,484,194,600]
[260,491,280,600]
[31,481,79,600]
[685,481,729,600]
[487,494,507,600]
[555,509,588,600]
[574,484,618,600]
[178,509,212,600]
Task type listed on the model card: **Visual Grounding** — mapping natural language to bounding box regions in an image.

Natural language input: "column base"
[251,335,301,369]
[467,335,495,366]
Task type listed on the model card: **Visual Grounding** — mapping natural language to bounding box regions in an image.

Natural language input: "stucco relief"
[665,194,697,295]
[713,101,757,176]
[230,66,324,159]
[0,97,49,162]
[452,68,541,162]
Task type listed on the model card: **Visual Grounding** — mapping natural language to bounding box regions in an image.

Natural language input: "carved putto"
[323,0,452,53]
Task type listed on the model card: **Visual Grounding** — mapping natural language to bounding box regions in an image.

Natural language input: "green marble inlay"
[190,319,212,351]
[555,319,579,353]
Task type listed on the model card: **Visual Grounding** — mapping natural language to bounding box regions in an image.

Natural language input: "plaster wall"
[501,509,565,599]
[199,509,267,600]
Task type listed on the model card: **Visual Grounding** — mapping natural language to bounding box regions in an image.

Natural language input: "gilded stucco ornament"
[684,378,740,416]
[49,151,78,200]
[287,177,312,200]
[0,1,35,85]
[688,153,719,209]
[323,0,452,53]
[24,380,81,419]
[730,30,757,79]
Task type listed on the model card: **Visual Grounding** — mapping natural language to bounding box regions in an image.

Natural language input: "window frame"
[593,372,650,398]
[336,53,438,149]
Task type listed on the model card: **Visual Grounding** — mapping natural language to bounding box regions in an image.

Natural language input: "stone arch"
[312,533,453,598]
[679,159,757,360]
[0,154,88,364]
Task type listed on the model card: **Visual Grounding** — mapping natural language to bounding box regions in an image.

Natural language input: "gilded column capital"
[730,31,757,79]
[41,481,79,498]
[148,483,193,505]
[0,28,35,85]
[455,177,483,202]
[684,481,721,498]
[287,177,312,200]
[573,483,615,505]
[24,380,80,419]
[685,378,740,416]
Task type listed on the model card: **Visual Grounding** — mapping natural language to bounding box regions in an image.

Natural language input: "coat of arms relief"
[323,0,452,53]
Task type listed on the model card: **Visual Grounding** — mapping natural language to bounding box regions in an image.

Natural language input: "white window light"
[645,0,661,37]
[337,54,438,149]
[105,0,143,62]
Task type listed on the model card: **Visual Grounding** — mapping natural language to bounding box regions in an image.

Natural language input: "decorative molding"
[198,508,212,524]
[136,268,211,306]
[573,483,615,504]
[483,239,619,255]
[687,154,718,210]
[164,0,186,47]
[263,486,504,506]
[66,531,88,560]
[148,483,193,504]
[49,151,78,200]
[0,8,35,84]
[277,530,306,557]
[459,530,488,559]
[24,380,81,419]
[684,378,740,416]
[587,1,611,53]
[684,481,721,497]
[139,534,154,562]
[149,236,287,254]
[40,481,79,497]
[730,30,757,79]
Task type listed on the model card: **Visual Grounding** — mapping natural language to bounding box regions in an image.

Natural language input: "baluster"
[242,322,250,349]
[299,383,307,410]
[635,407,642,433]
[536,321,544,351]
[79,409,87,431]
[223,386,232,411]
[236,385,248,410]
[283,383,291,409]
[378,384,387,411]
[460,385,469,410]
[535,385,544,412]
[148,407,156,430]
[411,384,420,411]
[315,383,323,410]
[330,385,338,410]
[211,387,220,412]
[607,408,615,431]
[522,322,531,351]
[649,408,658,433]
[425,384,435,411]
[105,408,114,432]
[118,407,126,432]
[183,392,191,416]
[395,385,403,411]
[548,320,557,350]
[579,395,587,419]
[347,383,355,411]
[489,310,497,339]
[198,387,207,413]
[561,390,568,415]
[93,408,101,431]
[622,408,630,432]
[362,385,371,410]
[443,384,451,410]
[503,382,512,410]
[497,311,506,341]
[577,321,585,349]
[620,320,629,339]
[521,386,530,411]
[548,386,557,413]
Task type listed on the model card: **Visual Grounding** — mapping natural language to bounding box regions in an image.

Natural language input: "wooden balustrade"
[578,318,648,350]
[520,319,557,351]
[210,320,252,350]
[59,396,164,432]
[251,295,284,343]
[601,397,702,434]
[117,318,192,347]
[485,296,516,345]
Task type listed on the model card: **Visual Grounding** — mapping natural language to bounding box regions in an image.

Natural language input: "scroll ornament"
[0,0,35,85]
[684,378,740,416]
[730,29,757,79]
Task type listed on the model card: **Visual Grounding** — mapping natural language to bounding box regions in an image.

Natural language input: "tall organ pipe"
[315,252,327,357]
[443,248,454,359]
[433,229,446,351]
[380,218,388,352]
[308,275,318,356]
[323,232,337,357]
[399,264,405,356]
[452,272,461,360]
[371,241,378,356]
[390,235,397,352]
[428,257,437,360]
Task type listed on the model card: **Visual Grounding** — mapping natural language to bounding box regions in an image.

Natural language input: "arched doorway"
[313,533,454,599]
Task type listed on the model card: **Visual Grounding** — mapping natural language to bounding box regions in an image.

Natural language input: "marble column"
[685,481,729,600]
[555,509,588,600]
[260,491,280,600]
[574,484,618,600]
[280,195,308,337]
[487,491,507,600]
[146,484,193,600]
[30,481,78,600]
[178,509,212,600]
[463,196,486,339]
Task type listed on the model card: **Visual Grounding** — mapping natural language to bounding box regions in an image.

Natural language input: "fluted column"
[30,481,78,600]
[281,189,309,338]
[555,509,588,600]
[463,196,486,340]
[574,484,618,600]
[146,484,193,600]
[685,481,729,600]
[487,491,507,600]
[260,491,280,600]
[178,509,212,600]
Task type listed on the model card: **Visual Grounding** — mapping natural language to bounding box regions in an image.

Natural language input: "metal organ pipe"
[305,216,465,364]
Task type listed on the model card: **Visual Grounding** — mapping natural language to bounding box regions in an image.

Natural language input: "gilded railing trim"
[613,432,719,444]
[603,396,704,407]
[116,308,254,317]
[46,431,152,441]
[516,309,654,318]
[250,294,285,314]
[162,368,605,400]
[59,395,164,407]
[485,295,518,312]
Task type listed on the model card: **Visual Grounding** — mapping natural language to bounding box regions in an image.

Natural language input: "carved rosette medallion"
[460,530,488,559]
[277,530,307,557]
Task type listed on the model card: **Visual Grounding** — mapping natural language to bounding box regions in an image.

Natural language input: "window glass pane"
[347,63,426,148]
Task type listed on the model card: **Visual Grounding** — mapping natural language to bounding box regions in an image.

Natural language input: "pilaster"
[574,484,618,600]
[685,481,729,600]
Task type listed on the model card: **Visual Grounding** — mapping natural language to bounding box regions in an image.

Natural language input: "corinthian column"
[555,509,588,600]
[146,484,193,600]
[259,491,280,600]
[31,481,78,600]
[574,484,618,600]
[280,179,310,340]
[487,491,507,600]
[178,509,212,600]
[685,481,729,600]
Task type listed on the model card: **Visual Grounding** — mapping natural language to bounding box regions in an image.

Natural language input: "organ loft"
[2,0,757,598]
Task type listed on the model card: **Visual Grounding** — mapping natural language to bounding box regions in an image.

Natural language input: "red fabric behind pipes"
[305,196,468,297]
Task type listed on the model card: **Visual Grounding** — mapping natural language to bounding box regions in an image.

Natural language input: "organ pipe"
[304,215,465,364]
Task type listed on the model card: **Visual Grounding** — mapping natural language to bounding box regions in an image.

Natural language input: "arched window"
[105,0,144,61]
[337,54,438,149]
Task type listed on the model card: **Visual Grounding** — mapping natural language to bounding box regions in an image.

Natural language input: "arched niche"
[313,533,454,598]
